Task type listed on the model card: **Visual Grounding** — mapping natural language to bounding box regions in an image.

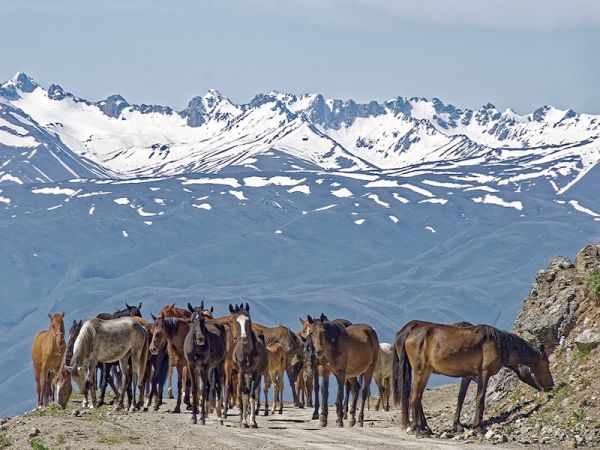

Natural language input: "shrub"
[585,269,600,299]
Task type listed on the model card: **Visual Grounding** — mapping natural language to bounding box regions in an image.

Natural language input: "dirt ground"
[0,385,559,449]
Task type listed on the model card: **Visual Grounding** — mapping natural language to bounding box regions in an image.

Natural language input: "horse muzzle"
[196,338,205,346]
[149,346,159,355]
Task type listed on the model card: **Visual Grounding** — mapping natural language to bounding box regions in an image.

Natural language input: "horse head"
[307,314,328,360]
[54,367,72,409]
[531,344,554,392]
[233,303,252,344]
[188,301,214,319]
[125,302,143,318]
[48,312,65,347]
[190,309,208,347]
[149,313,167,355]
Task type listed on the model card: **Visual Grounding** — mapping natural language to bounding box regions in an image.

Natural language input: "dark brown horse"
[393,320,554,437]
[149,314,192,413]
[230,303,268,428]
[32,313,66,407]
[184,303,226,425]
[308,314,379,428]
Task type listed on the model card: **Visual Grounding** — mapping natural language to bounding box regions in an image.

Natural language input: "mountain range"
[0,72,599,416]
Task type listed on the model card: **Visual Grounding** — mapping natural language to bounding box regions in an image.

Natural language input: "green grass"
[0,433,11,449]
[55,433,66,446]
[28,437,50,450]
[585,269,600,298]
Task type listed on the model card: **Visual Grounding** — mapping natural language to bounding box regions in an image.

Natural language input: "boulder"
[574,329,600,352]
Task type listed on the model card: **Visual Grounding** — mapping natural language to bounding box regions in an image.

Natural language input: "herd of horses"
[31,301,555,436]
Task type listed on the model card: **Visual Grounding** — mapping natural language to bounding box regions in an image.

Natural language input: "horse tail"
[393,326,412,428]
[138,329,149,385]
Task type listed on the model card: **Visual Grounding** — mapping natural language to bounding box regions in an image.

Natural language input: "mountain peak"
[0,72,39,100]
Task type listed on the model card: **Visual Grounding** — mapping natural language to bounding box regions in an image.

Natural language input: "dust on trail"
[1,385,512,449]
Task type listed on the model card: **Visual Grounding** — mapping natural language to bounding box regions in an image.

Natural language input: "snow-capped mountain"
[1,72,598,194]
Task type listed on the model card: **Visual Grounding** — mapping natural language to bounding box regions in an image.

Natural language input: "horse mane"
[72,320,98,365]
[472,324,538,362]
[161,316,187,339]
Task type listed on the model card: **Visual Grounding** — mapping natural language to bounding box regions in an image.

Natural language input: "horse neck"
[502,337,539,367]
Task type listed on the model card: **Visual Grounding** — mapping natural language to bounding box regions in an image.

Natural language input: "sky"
[1,0,599,114]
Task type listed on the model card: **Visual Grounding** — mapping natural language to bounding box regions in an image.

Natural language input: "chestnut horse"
[308,314,379,428]
[393,320,554,437]
[230,303,268,428]
[32,313,66,407]
[372,343,393,411]
[261,342,286,416]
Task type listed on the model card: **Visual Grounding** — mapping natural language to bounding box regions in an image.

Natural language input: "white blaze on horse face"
[237,315,249,339]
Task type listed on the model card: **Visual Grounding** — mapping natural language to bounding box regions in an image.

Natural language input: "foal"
[230,303,267,428]
[32,313,66,407]
[262,342,286,416]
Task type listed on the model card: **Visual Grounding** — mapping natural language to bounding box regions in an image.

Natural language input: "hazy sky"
[1,0,599,113]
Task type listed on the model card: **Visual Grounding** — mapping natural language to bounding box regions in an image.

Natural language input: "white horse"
[62,317,148,412]
[372,343,394,411]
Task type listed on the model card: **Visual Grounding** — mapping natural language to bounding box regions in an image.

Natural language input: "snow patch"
[331,187,353,198]
[183,177,241,188]
[354,219,365,225]
[32,187,77,196]
[288,185,310,195]
[471,194,523,211]
[113,197,130,205]
[568,200,600,218]
[193,203,212,210]
[367,194,390,208]
[228,190,248,201]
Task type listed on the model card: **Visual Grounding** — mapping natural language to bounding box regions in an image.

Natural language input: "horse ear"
[61,312,64,318]
[307,315,313,324]
[200,301,204,311]
[229,304,234,314]
[48,313,52,320]
[235,304,240,313]
[188,302,195,313]
[151,313,157,321]
[320,313,327,322]
[245,302,250,312]
[138,302,142,310]
[210,306,214,314]
[126,302,131,308]
[299,317,305,325]
[72,319,77,326]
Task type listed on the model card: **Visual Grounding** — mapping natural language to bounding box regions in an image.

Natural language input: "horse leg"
[306,373,313,409]
[319,370,329,426]
[410,369,431,438]
[473,373,490,434]
[173,365,183,414]
[358,371,374,428]
[240,372,249,428]
[374,377,382,411]
[167,365,174,399]
[278,369,284,415]
[263,373,270,416]
[34,365,42,408]
[39,365,48,407]
[343,380,350,419]
[286,364,300,407]
[453,377,471,432]
[384,376,391,411]
[215,366,224,425]
[222,361,231,418]
[97,363,107,407]
[347,378,360,427]
[334,372,346,427]
[183,366,192,410]
[250,372,262,428]
[312,371,320,420]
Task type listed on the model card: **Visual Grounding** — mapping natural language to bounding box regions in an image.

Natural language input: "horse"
[393,320,554,437]
[141,322,169,412]
[299,317,358,420]
[63,317,148,412]
[372,343,393,411]
[184,303,226,425]
[31,313,66,407]
[96,303,143,406]
[150,313,193,413]
[55,319,84,409]
[230,303,268,428]
[261,342,286,416]
[450,322,546,432]
[251,322,304,408]
[293,335,313,410]
[308,314,379,428]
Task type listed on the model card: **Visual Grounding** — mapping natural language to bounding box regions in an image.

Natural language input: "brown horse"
[32,313,66,407]
[393,320,554,437]
[230,303,268,428]
[261,342,286,416]
[211,314,239,417]
[308,314,379,428]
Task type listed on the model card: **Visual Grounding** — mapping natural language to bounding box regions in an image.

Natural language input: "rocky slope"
[483,242,600,447]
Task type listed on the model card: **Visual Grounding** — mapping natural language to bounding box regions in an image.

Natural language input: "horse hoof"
[217,419,224,426]
[191,417,197,424]
[358,421,363,428]
[264,411,269,416]
[142,407,148,412]
[173,407,181,414]
[153,406,159,412]
[319,419,327,428]
[336,420,344,428]
[186,404,193,411]
[199,419,205,425]
[312,413,319,420]
[250,422,257,429]
[241,423,249,429]
[343,413,348,419]
[348,418,356,427]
